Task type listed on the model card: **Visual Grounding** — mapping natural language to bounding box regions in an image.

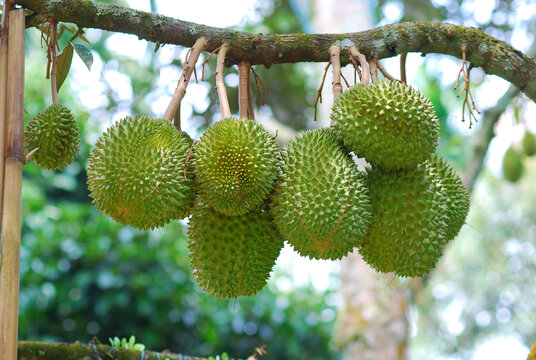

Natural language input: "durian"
[87,115,195,230]
[193,117,281,216]
[271,129,372,260]
[330,80,439,170]
[428,155,470,241]
[188,202,283,298]
[25,103,80,171]
[522,131,536,156]
[502,147,524,183]
[359,160,450,277]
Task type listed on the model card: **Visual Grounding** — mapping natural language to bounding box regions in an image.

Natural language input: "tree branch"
[17,341,208,360]
[16,0,536,103]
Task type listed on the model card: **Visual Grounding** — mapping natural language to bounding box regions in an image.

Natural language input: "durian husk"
[188,202,283,298]
[193,117,281,216]
[271,128,372,260]
[87,115,195,230]
[25,103,80,171]
[331,80,439,170]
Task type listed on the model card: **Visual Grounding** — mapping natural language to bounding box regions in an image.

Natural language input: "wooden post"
[0,8,25,360]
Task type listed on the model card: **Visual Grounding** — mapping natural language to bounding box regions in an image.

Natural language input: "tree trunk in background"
[310,1,410,359]
[335,251,410,360]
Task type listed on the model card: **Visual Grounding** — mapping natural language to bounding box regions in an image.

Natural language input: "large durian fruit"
[25,103,80,171]
[87,115,195,230]
[188,202,283,298]
[193,117,281,216]
[359,154,469,277]
[271,129,372,260]
[330,80,439,170]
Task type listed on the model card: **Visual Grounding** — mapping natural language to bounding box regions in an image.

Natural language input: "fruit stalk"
[330,45,343,101]
[49,21,58,104]
[238,60,252,119]
[163,37,207,128]
[215,43,231,118]
[0,8,25,360]
[349,46,369,85]
[400,52,407,84]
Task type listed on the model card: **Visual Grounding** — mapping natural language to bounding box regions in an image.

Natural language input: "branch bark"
[15,0,536,103]
[17,341,208,360]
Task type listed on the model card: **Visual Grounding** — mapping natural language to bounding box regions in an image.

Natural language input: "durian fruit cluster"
[502,130,536,183]
[85,80,470,298]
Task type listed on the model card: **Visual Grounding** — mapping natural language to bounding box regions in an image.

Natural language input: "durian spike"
[372,58,397,82]
[215,44,231,118]
[349,46,369,85]
[400,52,408,84]
[163,37,208,129]
[330,45,343,101]
[238,61,253,119]
[48,21,59,104]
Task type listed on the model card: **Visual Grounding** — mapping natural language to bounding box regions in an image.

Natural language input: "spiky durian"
[428,155,470,241]
[522,131,536,157]
[188,202,283,298]
[193,117,281,216]
[87,115,195,230]
[24,103,80,171]
[502,147,524,183]
[271,129,372,260]
[330,80,439,170]
[359,161,449,277]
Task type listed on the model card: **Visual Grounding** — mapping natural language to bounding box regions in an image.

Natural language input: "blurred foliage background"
[14,0,536,359]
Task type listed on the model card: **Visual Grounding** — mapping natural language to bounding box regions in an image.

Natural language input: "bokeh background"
[17,0,536,359]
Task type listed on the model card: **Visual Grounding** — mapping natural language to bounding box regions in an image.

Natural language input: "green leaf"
[72,42,93,71]
[56,42,74,92]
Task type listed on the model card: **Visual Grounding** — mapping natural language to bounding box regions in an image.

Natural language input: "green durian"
[87,115,195,230]
[188,202,283,298]
[502,147,524,183]
[359,161,449,277]
[24,103,80,171]
[522,131,536,156]
[193,117,281,216]
[330,80,439,170]
[271,129,372,260]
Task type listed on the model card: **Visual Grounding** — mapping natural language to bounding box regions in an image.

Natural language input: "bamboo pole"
[0,0,9,232]
[0,8,25,360]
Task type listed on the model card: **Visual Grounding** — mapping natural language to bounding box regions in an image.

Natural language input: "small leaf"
[56,42,74,92]
[72,42,93,71]
[514,106,520,123]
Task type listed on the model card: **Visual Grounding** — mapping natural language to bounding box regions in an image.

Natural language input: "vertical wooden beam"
[0,8,25,360]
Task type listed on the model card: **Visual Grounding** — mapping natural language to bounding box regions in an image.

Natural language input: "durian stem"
[163,37,207,124]
[349,46,369,85]
[330,45,343,101]
[215,43,231,118]
[400,52,407,84]
[373,59,397,81]
[49,21,58,104]
[369,59,378,83]
[238,61,251,119]
[247,69,255,120]
[0,9,25,360]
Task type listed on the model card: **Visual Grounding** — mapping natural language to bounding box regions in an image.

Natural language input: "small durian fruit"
[331,80,439,170]
[428,155,470,241]
[271,129,372,260]
[188,202,283,298]
[24,103,80,171]
[502,147,524,183]
[359,160,450,277]
[522,131,536,156]
[193,117,281,216]
[87,115,195,230]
